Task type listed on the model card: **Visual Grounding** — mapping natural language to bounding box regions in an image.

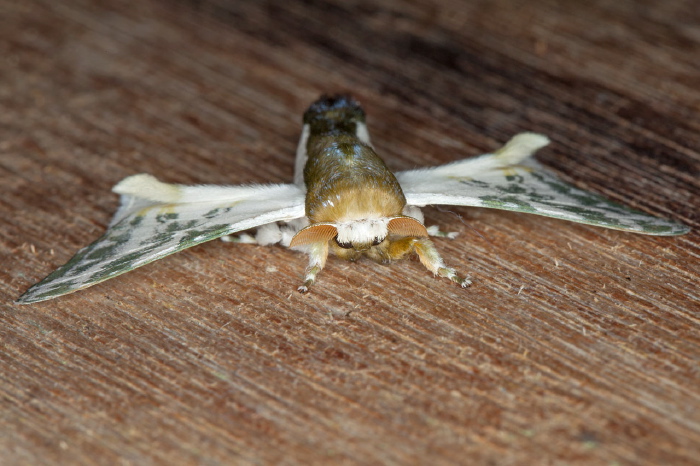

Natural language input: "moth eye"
[334,236,353,249]
[371,237,384,246]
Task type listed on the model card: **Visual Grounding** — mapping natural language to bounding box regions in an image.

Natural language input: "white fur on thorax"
[335,218,389,244]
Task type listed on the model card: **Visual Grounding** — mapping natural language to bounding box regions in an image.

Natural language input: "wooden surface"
[2,0,699,464]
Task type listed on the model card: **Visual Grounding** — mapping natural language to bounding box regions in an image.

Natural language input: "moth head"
[303,95,366,135]
[290,216,429,255]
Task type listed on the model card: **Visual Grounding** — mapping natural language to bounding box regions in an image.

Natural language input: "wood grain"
[1,0,699,464]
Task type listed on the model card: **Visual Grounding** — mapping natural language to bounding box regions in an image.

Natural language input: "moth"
[17,95,689,303]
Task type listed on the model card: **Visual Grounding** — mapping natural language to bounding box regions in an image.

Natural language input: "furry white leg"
[426,225,459,239]
[279,218,310,247]
[404,205,457,239]
[402,205,425,224]
[298,241,329,293]
[413,238,471,287]
[220,233,257,244]
[254,223,284,245]
[220,222,286,245]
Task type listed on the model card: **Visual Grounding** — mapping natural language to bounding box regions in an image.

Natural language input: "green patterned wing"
[18,176,306,304]
[396,133,689,235]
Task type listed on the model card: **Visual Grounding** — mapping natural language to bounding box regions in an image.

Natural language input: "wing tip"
[113,174,182,203]
[495,132,551,164]
[648,223,691,236]
[15,288,49,305]
[16,287,85,305]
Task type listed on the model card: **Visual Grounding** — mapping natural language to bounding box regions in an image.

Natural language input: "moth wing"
[396,133,689,236]
[18,176,306,304]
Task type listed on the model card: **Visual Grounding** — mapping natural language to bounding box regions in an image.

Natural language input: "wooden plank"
[1,0,698,464]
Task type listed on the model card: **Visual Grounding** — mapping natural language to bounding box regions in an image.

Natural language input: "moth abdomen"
[303,137,406,223]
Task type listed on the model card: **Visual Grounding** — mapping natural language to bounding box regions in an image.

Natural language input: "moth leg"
[254,222,284,245]
[298,241,330,293]
[415,238,471,287]
[221,222,283,245]
[221,233,257,244]
[389,237,471,287]
[426,225,459,239]
[402,205,425,223]
[279,218,310,247]
[403,205,458,239]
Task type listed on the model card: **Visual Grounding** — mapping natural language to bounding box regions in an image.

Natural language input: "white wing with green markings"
[398,133,689,236]
[17,176,305,304]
